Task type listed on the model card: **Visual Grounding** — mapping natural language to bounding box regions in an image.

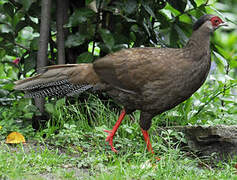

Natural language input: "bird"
[14,14,227,154]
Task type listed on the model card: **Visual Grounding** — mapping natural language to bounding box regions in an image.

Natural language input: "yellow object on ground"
[6,132,26,144]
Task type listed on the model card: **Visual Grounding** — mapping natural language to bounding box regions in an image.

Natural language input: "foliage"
[0,98,36,141]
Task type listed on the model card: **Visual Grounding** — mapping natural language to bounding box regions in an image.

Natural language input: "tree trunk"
[35,0,52,114]
[56,0,69,64]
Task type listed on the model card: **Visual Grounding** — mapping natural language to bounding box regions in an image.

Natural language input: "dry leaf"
[6,132,26,144]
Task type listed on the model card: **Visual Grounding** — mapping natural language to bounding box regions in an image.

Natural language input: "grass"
[1,140,237,179]
[0,78,237,180]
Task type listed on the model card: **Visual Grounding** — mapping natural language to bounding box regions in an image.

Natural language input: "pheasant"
[14,14,227,154]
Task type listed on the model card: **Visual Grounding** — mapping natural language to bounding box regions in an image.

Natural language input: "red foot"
[104,129,117,153]
[104,109,126,153]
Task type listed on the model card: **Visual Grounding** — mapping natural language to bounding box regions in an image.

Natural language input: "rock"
[158,125,237,161]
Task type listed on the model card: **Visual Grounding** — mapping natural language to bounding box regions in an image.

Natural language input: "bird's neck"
[185,28,211,59]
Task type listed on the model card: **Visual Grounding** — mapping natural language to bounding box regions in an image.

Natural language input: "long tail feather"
[14,64,99,98]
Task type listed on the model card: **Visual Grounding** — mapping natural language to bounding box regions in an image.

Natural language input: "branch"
[14,42,30,51]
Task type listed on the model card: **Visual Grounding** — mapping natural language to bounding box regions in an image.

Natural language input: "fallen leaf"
[6,132,26,144]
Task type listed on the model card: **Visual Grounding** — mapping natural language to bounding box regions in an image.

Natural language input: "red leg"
[104,109,126,153]
[141,128,160,161]
[141,128,154,153]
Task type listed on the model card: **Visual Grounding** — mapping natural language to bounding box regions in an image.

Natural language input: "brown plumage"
[14,14,227,153]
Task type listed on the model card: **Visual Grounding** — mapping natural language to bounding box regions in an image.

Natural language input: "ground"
[1,130,237,180]
[1,96,237,179]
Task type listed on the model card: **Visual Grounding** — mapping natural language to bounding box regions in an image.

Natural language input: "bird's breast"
[141,54,211,113]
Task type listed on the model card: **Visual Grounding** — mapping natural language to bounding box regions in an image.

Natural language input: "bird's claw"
[104,129,118,153]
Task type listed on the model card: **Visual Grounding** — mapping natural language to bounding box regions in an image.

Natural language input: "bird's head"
[193,14,227,33]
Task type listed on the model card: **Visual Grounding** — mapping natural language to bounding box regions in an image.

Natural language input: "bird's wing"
[93,48,183,94]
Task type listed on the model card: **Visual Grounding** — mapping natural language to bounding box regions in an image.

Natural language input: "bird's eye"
[210,17,221,26]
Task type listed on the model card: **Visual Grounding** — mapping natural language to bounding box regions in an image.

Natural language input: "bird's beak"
[219,22,228,27]
[215,22,228,30]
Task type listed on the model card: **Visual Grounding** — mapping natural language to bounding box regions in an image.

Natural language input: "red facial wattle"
[210,16,224,27]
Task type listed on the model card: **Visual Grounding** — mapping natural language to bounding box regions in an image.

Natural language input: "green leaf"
[56,98,66,108]
[65,33,86,48]
[2,83,14,91]
[143,21,151,37]
[174,24,188,45]
[15,21,28,34]
[98,43,111,54]
[17,99,30,111]
[0,49,6,59]
[86,0,94,5]
[170,26,179,47]
[99,29,115,49]
[25,104,38,113]
[229,57,237,68]
[0,32,15,42]
[129,32,136,42]
[156,12,170,29]
[6,68,18,80]
[45,103,55,114]
[0,89,9,96]
[142,2,156,19]
[23,52,36,75]
[122,16,136,23]
[18,0,35,11]
[0,64,6,77]
[189,0,197,8]
[112,44,127,52]
[228,106,237,114]
[3,3,14,18]
[30,37,39,50]
[167,0,187,13]
[67,8,95,27]
[213,51,228,67]
[77,52,94,63]
[23,112,33,119]
[25,16,39,31]
[27,2,41,18]
[124,0,137,14]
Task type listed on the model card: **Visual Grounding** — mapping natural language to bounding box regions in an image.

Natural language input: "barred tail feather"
[14,64,100,98]
[24,81,93,98]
